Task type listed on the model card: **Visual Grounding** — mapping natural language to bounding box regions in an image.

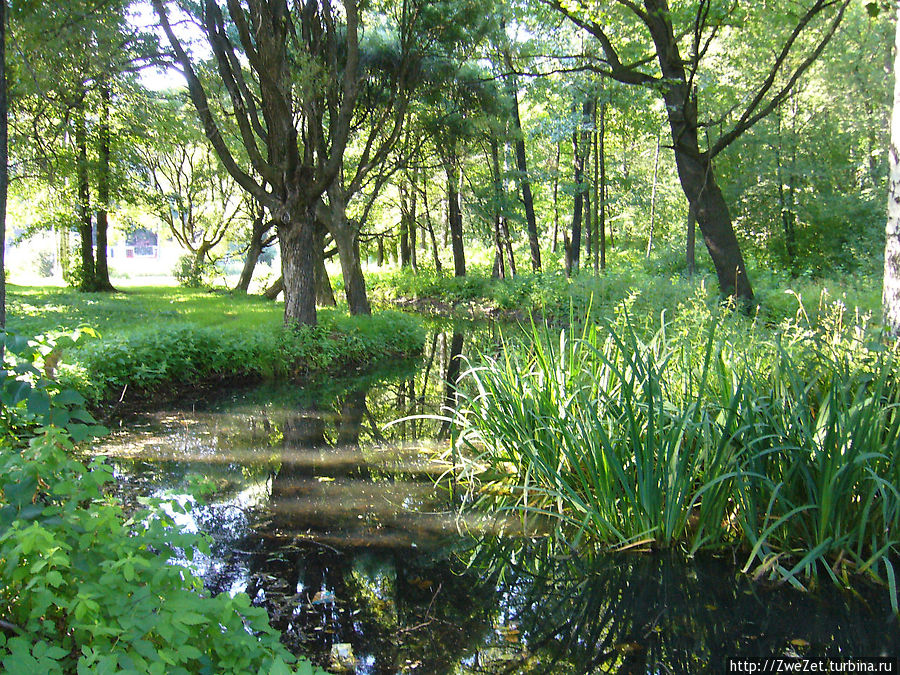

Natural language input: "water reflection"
[460,539,899,673]
[95,321,900,674]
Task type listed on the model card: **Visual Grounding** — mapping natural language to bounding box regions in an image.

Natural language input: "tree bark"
[315,241,336,307]
[599,97,607,271]
[399,183,411,268]
[884,5,900,336]
[235,216,273,293]
[421,173,442,273]
[775,106,798,269]
[94,82,114,292]
[507,76,541,271]
[333,226,370,315]
[263,276,284,300]
[278,210,319,327]
[552,142,560,254]
[445,154,466,277]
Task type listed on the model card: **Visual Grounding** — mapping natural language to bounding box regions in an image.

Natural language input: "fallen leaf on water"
[789,638,809,647]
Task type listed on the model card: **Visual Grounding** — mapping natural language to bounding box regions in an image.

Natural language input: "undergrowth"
[0,332,327,674]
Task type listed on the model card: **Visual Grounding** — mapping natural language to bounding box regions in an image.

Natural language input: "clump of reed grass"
[447,304,900,607]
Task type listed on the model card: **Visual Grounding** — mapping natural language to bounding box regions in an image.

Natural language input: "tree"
[546,0,851,304]
[153,0,361,326]
[137,95,248,287]
[885,2,900,336]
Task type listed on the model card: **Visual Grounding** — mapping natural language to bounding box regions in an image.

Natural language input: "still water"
[95,322,899,674]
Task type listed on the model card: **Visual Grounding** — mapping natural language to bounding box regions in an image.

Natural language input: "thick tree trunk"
[507,78,541,271]
[75,106,96,292]
[326,189,370,315]
[645,0,753,304]
[445,157,466,277]
[278,211,318,327]
[94,83,114,292]
[884,5,900,336]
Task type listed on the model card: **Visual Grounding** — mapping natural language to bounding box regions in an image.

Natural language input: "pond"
[94,321,900,674]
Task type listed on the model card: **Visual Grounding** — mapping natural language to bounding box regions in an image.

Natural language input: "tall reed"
[448,309,900,604]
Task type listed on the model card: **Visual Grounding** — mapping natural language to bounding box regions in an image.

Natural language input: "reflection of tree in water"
[243,386,498,674]
[463,539,900,674]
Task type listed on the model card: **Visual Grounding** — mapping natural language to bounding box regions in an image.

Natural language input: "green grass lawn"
[6,285,284,338]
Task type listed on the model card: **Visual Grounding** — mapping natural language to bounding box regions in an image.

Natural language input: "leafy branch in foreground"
[0,331,327,674]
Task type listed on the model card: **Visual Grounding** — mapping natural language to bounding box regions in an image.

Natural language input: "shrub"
[0,332,327,674]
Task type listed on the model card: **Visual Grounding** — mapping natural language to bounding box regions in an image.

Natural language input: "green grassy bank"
[6,285,426,406]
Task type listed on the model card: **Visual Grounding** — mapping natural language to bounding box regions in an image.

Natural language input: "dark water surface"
[95,322,900,674]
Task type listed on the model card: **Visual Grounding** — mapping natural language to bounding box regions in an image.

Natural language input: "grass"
[6,285,426,405]
[365,252,882,330]
[445,299,900,606]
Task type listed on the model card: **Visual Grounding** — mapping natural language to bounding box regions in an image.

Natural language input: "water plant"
[446,303,900,606]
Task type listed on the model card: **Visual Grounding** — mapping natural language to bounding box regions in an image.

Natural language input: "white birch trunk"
[884,5,900,335]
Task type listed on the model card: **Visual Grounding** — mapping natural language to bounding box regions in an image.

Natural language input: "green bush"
[0,333,327,674]
[55,309,425,404]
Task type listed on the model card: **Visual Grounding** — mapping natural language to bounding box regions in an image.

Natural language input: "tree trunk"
[489,139,506,279]
[567,99,588,275]
[333,227,370,315]
[409,172,417,272]
[552,142,560,254]
[884,5,900,336]
[377,236,384,266]
[645,0,753,304]
[445,155,466,277]
[75,105,96,292]
[507,77,541,271]
[421,173,442,273]
[278,211,318,327]
[314,240,336,307]
[263,276,284,300]
[235,216,272,293]
[599,98,607,270]
[686,203,696,277]
[0,0,7,344]
[94,83,114,292]
[399,182,410,268]
[775,106,798,270]
[647,128,661,259]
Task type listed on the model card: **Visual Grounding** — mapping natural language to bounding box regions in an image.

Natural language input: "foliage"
[445,302,900,606]
[0,333,327,674]
[6,286,426,403]
[173,253,215,289]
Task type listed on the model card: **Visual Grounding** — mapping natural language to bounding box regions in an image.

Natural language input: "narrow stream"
[94,321,900,674]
